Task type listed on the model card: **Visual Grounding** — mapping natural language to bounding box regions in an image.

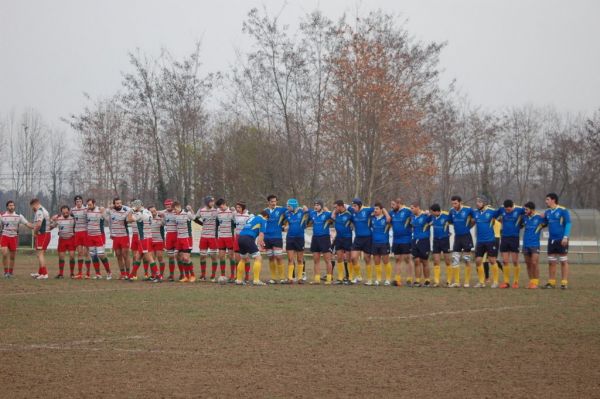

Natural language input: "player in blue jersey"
[349,198,374,284]
[283,199,308,284]
[521,202,546,289]
[332,200,354,284]
[473,196,500,288]
[543,193,571,289]
[495,199,525,289]
[367,203,392,286]
[264,195,287,284]
[430,204,453,287]
[389,198,414,286]
[237,210,269,285]
[410,202,432,287]
[449,196,476,287]
[308,200,334,284]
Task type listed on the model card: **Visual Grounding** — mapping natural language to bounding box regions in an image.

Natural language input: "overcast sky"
[1,0,599,128]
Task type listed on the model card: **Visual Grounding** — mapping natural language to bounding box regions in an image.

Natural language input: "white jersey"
[71,205,88,233]
[196,207,217,238]
[234,211,252,235]
[175,211,194,239]
[132,208,153,240]
[105,206,131,238]
[86,207,105,237]
[34,206,51,234]
[151,215,165,243]
[0,212,29,238]
[216,208,235,238]
[162,209,177,233]
[51,216,75,239]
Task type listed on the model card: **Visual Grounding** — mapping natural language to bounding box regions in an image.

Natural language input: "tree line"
[1,8,599,217]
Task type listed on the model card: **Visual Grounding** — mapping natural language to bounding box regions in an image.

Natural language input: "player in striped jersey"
[160,199,180,279]
[215,199,236,282]
[195,196,219,281]
[1,200,33,278]
[233,202,252,282]
[105,197,131,279]
[127,200,160,282]
[50,205,76,278]
[174,202,196,282]
[149,206,166,279]
[85,199,111,279]
[29,199,51,280]
[71,195,91,278]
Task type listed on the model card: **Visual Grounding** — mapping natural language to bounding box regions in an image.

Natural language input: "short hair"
[334,200,345,207]
[113,197,121,204]
[259,210,269,218]
[29,198,40,206]
[6,200,14,207]
[172,201,181,208]
[216,198,226,207]
[546,193,559,203]
[267,194,277,202]
[411,201,421,208]
[430,203,441,212]
[450,195,462,202]
[503,199,514,208]
[60,205,70,212]
[374,202,383,209]
[236,201,247,211]
[524,201,535,210]
[74,195,83,202]
[86,198,96,204]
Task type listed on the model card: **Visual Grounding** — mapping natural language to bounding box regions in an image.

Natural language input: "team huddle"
[1,192,571,290]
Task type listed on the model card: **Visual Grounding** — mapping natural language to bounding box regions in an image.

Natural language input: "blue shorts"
[286,236,305,252]
[432,237,450,254]
[333,236,352,252]
[238,235,259,256]
[411,239,430,260]
[453,234,474,253]
[475,241,498,258]
[392,243,411,255]
[547,239,568,255]
[352,236,372,254]
[264,237,283,250]
[500,236,519,253]
[371,242,390,255]
[523,246,540,256]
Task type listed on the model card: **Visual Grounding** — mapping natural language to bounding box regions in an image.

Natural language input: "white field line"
[367,305,538,321]
[0,335,147,351]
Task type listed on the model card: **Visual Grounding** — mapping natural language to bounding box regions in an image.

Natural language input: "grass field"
[1,254,599,398]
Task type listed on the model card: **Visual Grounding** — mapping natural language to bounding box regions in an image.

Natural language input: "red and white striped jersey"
[71,206,88,233]
[161,209,177,233]
[196,207,217,238]
[234,211,252,235]
[175,211,194,239]
[86,207,105,237]
[34,206,50,234]
[216,208,235,238]
[132,208,152,240]
[151,215,165,243]
[52,216,75,239]
[0,212,29,237]
[105,206,131,238]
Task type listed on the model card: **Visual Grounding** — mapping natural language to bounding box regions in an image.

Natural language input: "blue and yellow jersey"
[522,213,546,248]
[449,206,475,236]
[431,212,451,240]
[264,206,286,239]
[495,207,525,238]
[239,215,267,239]
[334,210,353,239]
[473,207,497,244]
[370,215,391,244]
[308,210,333,237]
[411,213,432,241]
[350,206,374,237]
[544,206,572,240]
[284,209,308,238]
[389,207,412,244]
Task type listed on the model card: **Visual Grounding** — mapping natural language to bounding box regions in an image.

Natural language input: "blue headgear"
[286,198,299,210]
[204,196,214,206]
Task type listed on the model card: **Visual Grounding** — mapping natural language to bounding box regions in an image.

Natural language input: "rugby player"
[331,200,353,284]
[263,195,287,284]
[449,196,476,288]
[389,198,414,286]
[495,200,525,288]
[50,206,76,278]
[215,199,236,281]
[430,204,452,287]
[368,203,391,286]
[236,210,269,286]
[283,199,308,284]
[410,202,432,287]
[521,202,545,289]
[195,196,219,281]
[473,196,499,288]
[1,201,33,278]
[543,193,571,289]
[308,200,333,285]
[105,197,131,279]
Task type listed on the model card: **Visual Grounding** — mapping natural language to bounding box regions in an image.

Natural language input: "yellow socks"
[503,264,511,283]
[297,262,304,280]
[366,263,373,281]
[560,279,568,286]
[288,263,295,281]
[313,273,320,284]
[353,262,361,279]
[253,258,262,283]
[548,278,556,286]
[465,265,471,284]
[513,264,520,284]
[395,274,402,285]
[446,265,452,284]
[277,262,285,280]
[476,265,484,284]
[268,259,276,279]
[433,264,440,284]
[348,263,355,280]
[385,263,392,281]
[337,262,344,281]
[237,260,245,281]
[492,263,499,285]
[326,273,332,284]
[374,264,382,281]
[453,267,460,285]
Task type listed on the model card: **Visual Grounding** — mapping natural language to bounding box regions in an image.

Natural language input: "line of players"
[1,192,571,289]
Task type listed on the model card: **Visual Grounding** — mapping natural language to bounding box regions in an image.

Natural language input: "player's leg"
[335,249,345,283]
[286,249,296,282]
[432,252,441,287]
[443,252,452,286]
[67,250,76,278]
[530,252,540,289]
[501,251,511,286]
[9,250,17,277]
[413,257,422,287]
[382,253,391,285]
[489,255,500,288]
[350,250,361,283]
[218,248,227,278]
[559,255,569,289]
[323,250,333,284]
[1,245,9,277]
[96,244,111,279]
[422,255,431,287]
[510,251,520,288]
[312,251,321,284]
[474,252,485,288]
[372,253,382,285]
[57,250,66,278]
